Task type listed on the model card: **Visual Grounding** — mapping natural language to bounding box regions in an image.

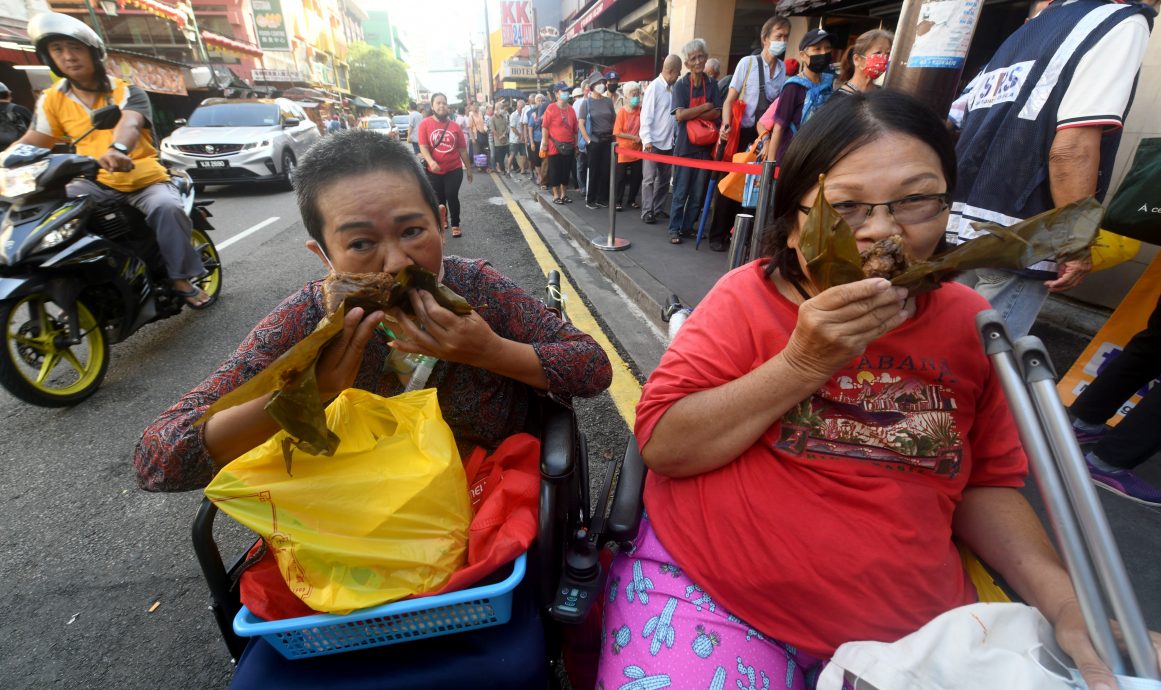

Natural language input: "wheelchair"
[190,272,649,689]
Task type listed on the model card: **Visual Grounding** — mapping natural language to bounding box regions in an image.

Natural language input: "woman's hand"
[316,306,385,400]
[783,279,909,381]
[428,159,442,173]
[1052,599,1161,690]
[388,290,500,367]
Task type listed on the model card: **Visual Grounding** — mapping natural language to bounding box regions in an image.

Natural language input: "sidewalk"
[497,171,1111,350]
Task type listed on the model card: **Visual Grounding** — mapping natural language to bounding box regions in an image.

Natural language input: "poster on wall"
[907,0,982,69]
[252,0,290,51]
[106,54,187,96]
[501,1,535,48]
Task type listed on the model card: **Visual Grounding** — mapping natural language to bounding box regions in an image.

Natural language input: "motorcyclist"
[7,13,209,308]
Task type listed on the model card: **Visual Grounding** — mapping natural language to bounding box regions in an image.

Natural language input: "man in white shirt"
[638,54,682,224]
[509,98,526,174]
[950,0,1153,338]
[407,101,422,154]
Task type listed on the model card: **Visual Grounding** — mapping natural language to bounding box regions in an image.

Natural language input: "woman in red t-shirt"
[538,83,578,204]
[418,92,472,237]
[597,90,1154,690]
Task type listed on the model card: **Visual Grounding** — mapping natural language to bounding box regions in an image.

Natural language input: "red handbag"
[685,76,719,147]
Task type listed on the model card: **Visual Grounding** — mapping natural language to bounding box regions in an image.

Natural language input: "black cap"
[799,29,831,51]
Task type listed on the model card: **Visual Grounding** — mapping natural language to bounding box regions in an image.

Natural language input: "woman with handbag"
[418,93,472,238]
[667,38,721,245]
[578,72,616,209]
[541,83,579,204]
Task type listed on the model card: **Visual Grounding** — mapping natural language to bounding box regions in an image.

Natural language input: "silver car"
[159,98,321,190]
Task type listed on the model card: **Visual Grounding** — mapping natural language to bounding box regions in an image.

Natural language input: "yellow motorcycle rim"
[6,295,106,397]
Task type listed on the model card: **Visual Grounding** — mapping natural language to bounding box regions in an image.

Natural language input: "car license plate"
[196,160,229,169]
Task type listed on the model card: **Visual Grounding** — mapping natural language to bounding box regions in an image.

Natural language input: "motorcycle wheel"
[191,228,222,308]
[0,295,109,407]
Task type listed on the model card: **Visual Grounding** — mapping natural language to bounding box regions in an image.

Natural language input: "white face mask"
[768,40,787,57]
[594,84,607,95]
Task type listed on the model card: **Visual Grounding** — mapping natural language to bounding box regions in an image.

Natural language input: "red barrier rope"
[617,147,766,175]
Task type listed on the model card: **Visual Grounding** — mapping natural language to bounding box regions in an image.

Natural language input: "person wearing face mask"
[417,92,472,238]
[764,29,835,165]
[836,29,893,96]
[541,83,579,204]
[612,81,644,211]
[712,15,791,251]
[639,54,682,224]
[578,72,616,209]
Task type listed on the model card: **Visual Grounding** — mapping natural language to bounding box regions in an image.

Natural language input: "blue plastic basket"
[233,553,526,660]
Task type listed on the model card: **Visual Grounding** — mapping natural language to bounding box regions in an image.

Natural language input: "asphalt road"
[0,172,1157,689]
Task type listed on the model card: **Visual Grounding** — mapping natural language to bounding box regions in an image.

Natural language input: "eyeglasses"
[797,193,951,227]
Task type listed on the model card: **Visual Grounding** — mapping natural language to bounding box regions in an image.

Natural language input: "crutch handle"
[1013,338,1058,383]
[975,310,1015,356]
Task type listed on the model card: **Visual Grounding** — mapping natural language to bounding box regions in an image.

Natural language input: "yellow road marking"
[493,174,642,428]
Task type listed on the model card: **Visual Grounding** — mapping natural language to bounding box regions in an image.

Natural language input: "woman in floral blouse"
[133,129,612,491]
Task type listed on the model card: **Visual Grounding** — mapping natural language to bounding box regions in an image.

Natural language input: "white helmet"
[29,13,107,79]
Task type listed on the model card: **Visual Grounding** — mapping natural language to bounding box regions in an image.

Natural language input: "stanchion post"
[593,140,630,251]
[749,160,776,261]
[729,213,753,269]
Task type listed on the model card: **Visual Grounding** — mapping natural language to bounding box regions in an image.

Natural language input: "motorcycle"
[0,105,222,406]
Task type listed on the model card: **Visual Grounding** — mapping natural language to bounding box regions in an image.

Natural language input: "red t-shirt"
[540,102,577,156]
[417,116,467,173]
[635,261,1027,658]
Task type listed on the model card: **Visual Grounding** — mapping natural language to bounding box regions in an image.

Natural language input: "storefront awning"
[351,96,375,108]
[118,0,187,28]
[201,30,263,58]
[538,28,646,72]
[774,0,890,15]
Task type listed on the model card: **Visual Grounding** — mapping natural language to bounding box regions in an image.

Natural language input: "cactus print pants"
[596,514,850,690]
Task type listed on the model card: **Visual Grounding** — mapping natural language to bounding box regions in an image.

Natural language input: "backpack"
[785,73,836,135]
[0,104,30,148]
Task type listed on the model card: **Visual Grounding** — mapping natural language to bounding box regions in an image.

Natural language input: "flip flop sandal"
[451,227,463,238]
[175,286,212,310]
[553,198,565,205]
[561,197,573,203]
[669,236,682,245]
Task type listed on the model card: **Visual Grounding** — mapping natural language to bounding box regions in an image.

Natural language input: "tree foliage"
[348,43,409,110]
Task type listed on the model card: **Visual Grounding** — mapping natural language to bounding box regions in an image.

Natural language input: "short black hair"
[295,129,441,253]
[761,89,957,282]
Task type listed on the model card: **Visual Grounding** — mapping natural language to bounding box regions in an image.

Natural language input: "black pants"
[614,160,642,208]
[493,144,509,172]
[586,139,612,204]
[708,127,759,245]
[1071,295,1161,469]
[475,133,489,167]
[427,168,464,227]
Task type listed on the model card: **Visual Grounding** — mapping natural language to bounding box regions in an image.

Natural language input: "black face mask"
[808,53,832,74]
[435,112,450,121]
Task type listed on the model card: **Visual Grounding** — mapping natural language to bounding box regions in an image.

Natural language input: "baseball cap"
[0,82,9,95]
[554,80,570,92]
[799,29,832,51]
[571,87,583,97]
[604,71,618,81]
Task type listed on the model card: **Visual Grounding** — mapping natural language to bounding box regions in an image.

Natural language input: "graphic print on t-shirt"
[428,125,457,156]
[776,371,964,478]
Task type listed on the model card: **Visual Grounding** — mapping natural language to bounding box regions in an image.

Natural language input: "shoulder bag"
[1103,137,1161,245]
[546,105,575,156]
[685,77,719,147]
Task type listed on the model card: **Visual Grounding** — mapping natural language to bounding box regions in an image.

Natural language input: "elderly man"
[639,54,681,225]
[667,39,720,244]
[709,15,791,251]
[950,0,1153,337]
[704,58,722,84]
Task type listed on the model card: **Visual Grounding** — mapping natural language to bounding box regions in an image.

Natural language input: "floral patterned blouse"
[134,256,613,492]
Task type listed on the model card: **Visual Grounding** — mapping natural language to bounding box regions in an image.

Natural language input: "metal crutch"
[977,310,1159,680]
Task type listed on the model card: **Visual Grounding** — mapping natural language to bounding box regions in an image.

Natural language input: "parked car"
[159,98,321,190]
[393,114,411,140]
[362,116,398,139]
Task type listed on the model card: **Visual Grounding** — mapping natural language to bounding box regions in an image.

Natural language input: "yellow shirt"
[33,77,169,192]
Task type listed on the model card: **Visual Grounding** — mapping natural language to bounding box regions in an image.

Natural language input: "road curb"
[496,176,672,332]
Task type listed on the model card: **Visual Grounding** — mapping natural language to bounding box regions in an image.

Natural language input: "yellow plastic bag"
[1090,229,1141,272]
[205,388,472,614]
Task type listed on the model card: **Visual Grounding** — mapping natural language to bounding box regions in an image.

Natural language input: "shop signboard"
[252,0,290,51]
[501,1,535,48]
[106,53,187,96]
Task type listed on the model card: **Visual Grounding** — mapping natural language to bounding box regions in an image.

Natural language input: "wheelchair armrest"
[538,396,576,480]
[191,497,248,661]
[602,434,647,549]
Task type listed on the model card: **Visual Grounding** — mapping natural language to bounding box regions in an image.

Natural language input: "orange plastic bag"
[206,388,472,614]
[239,432,542,621]
[717,142,759,202]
